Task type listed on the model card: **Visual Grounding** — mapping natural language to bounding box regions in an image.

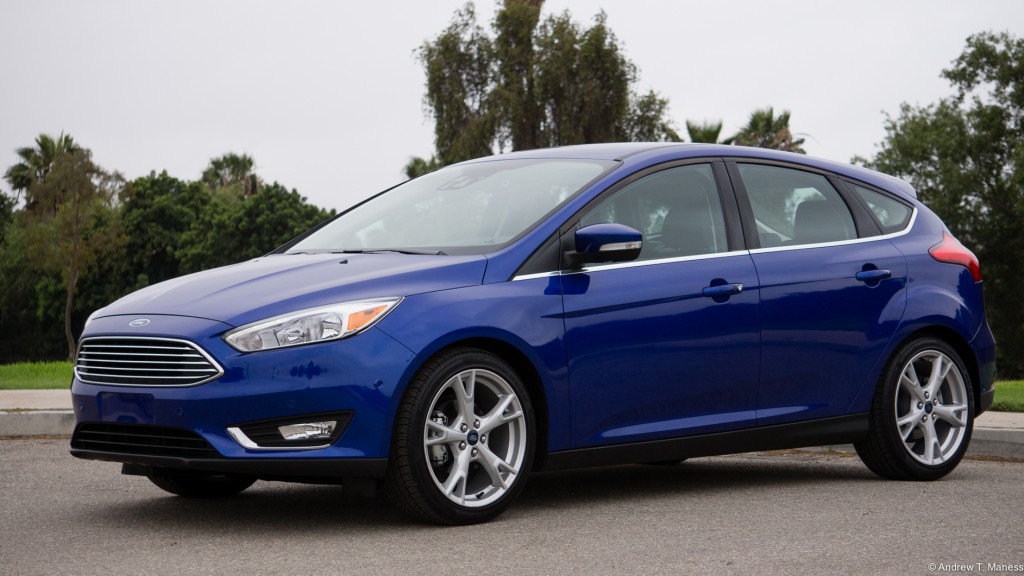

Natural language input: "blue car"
[70,143,996,524]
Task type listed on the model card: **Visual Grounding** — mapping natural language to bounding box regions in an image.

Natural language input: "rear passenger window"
[851,184,913,234]
[737,164,856,247]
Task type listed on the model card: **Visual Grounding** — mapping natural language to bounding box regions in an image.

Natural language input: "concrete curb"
[0,411,76,437]
[2,409,1022,460]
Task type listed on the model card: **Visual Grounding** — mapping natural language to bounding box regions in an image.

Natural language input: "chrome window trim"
[748,207,918,255]
[75,336,225,387]
[227,427,332,451]
[512,249,750,281]
[510,207,917,282]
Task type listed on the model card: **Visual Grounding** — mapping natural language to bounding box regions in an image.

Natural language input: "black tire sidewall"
[402,349,535,524]
[877,337,974,480]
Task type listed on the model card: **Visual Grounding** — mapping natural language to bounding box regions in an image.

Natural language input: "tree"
[3,132,81,211]
[729,107,806,153]
[19,144,125,358]
[686,120,724,144]
[857,31,1024,377]
[202,153,258,197]
[179,166,334,272]
[122,171,211,287]
[406,0,679,176]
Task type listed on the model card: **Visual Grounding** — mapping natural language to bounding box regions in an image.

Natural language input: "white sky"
[2,0,1023,211]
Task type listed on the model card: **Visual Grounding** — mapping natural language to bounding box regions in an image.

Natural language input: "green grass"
[0,362,1022,413]
[991,380,1024,412]
[0,361,73,390]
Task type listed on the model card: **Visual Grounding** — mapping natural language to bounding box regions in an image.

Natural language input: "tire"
[147,469,256,498]
[855,337,974,481]
[386,348,535,525]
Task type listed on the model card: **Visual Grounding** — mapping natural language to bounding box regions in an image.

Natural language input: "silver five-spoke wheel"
[855,337,974,481]
[894,350,969,465]
[423,368,527,507]
[387,348,535,524]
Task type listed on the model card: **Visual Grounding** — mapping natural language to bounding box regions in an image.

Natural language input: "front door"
[562,163,761,447]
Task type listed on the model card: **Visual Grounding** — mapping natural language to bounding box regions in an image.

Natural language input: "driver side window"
[581,164,728,262]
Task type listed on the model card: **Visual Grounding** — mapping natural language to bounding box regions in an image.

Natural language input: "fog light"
[227,411,352,450]
[278,421,336,441]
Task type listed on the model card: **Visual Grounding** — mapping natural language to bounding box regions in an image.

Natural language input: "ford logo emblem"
[129,318,151,327]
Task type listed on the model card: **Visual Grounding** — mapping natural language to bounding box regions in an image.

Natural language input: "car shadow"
[75,452,876,531]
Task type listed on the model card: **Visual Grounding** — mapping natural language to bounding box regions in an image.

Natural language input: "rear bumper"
[971,317,998,416]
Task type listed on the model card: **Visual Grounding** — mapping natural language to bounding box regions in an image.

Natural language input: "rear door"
[727,161,908,426]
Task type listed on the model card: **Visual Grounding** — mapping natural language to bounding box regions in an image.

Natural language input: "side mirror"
[565,223,643,268]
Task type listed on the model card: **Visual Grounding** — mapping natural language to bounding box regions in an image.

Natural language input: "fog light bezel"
[227,411,352,450]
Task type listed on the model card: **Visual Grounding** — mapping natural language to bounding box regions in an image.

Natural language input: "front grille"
[72,423,220,458]
[76,337,223,386]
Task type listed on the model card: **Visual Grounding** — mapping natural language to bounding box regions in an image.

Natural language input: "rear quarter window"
[851,183,913,234]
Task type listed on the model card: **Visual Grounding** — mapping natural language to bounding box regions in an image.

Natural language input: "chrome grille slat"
[74,358,211,365]
[75,337,224,387]
[81,344,195,351]
[78,350,205,354]
[77,365,217,373]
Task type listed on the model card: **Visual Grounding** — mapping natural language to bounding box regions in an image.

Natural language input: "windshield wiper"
[332,248,448,256]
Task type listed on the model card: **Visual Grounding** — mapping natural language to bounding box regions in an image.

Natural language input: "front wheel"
[855,337,973,481]
[386,348,535,525]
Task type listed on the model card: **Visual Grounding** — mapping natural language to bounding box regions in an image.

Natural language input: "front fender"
[375,276,571,451]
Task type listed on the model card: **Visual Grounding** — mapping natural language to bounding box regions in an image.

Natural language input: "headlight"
[223,298,402,353]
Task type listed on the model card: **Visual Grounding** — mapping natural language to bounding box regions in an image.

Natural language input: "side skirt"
[541,413,868,471]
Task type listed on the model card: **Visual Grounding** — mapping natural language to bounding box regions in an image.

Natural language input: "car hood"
[95,253,488,327]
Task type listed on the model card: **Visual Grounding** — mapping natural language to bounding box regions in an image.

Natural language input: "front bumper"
[70,314,416,476]
[69,446,387,479]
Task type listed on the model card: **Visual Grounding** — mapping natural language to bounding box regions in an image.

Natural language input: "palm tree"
[201,153,259,197]
[686,120,724,144]
[729,107,806,153]
[3,132,81,212]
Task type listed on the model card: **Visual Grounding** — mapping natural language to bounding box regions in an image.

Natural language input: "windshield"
[287,158,615,255]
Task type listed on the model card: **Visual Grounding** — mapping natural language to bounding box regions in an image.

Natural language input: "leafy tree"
[178,178,333,272]
[403,156,442,179]
[857,31,1024,376]
[122,171,211,287]
[0,190,13,241]
[0,222,67,362]
[686,120,724,144]
[202,152,258,197]
[18,144,125,358]
[3,132,81,211]
[729,107,806,153]
[406,0,679,177]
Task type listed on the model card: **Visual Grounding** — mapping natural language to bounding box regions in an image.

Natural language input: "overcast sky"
[2,0,1023,211]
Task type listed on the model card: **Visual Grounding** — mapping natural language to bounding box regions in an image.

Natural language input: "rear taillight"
[929,231,982,282]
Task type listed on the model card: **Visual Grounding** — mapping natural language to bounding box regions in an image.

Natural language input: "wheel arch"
[392,334,552,470]
[883,325,982,416]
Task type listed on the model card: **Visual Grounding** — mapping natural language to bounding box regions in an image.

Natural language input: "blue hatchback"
[70,143,996,524]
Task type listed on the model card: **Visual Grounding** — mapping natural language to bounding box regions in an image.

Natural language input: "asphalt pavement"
[2,437,1022,576]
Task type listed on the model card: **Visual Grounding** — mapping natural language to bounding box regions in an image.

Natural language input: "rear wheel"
[386,348,534,525]
[855,337,973,481]
[147,469,255,498]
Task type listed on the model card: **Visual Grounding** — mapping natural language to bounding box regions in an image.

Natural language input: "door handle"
[855,269,891,282]
[702,283,743,297]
